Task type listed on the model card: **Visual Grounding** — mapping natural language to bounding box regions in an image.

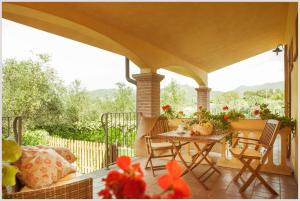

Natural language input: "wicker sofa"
[2,118,93,199]
[3,175,93,199]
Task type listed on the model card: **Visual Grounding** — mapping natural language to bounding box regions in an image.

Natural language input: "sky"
[2,19,284,92]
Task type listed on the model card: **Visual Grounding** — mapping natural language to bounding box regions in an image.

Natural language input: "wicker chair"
[230,119,281,195]
[144,116,183,176]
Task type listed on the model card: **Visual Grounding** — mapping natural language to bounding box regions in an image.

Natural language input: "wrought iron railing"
[2,116,22,144]
[101,112,138,169]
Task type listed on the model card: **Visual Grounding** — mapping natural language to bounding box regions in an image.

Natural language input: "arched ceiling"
[3,2,292,86]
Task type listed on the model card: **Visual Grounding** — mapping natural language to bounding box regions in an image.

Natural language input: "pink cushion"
[14,146,76,189]
[37,145,77,163]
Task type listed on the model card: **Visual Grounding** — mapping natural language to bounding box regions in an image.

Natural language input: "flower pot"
[192,124,213,136]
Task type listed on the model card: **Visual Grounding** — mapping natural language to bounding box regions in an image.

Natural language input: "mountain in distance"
[88,81,284,99]
[88,88,116,99]
[232,81,284,96]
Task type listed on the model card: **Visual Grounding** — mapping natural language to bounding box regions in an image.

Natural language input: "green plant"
[189,106,245,131]
[161,104,186,119]
[254,103,296,132]
[2,140,22,187]
[22,129,50,146]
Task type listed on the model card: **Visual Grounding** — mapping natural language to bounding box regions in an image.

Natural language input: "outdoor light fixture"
[273,44,284,55]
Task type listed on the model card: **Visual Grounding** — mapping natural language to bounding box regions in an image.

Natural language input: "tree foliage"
[161,79,185,111]
[3,55,65,128]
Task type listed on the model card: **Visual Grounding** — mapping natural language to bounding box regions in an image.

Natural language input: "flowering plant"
[98,156,190,199]
[190,105,245,131]
[253,103,296,133]
[161,104,185,119]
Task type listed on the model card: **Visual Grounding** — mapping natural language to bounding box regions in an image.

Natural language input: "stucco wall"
[284,3,298,182]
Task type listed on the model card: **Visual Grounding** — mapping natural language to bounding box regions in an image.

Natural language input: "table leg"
[171,140,210,190]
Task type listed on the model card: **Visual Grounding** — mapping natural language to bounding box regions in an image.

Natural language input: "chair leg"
[233,158,252,181]
[255,173,278,195]
[240,173,256,193]
[239,158,278,195]
[148,156,156,177]
[171,148,176,160]
[144,156,151,169]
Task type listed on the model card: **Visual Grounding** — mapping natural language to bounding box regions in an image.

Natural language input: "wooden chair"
[144,116,182,176]
[230,119,281,195]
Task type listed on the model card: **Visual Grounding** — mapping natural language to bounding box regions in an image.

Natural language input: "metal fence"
[2,116,22,144]
[101,112,137,169]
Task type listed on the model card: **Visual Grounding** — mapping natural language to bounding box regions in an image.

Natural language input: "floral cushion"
[37,145,77,163]
[14,146,76,189]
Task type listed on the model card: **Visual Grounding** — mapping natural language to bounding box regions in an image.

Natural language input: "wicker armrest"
[3,176,93,199]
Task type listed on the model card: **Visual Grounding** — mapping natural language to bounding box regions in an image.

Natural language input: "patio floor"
[87,157,298,199]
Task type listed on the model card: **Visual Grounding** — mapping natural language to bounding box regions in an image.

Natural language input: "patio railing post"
[105,113,109,170]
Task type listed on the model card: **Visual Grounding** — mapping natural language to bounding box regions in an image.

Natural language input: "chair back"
[258,119,281,148]
[149,116,170,137]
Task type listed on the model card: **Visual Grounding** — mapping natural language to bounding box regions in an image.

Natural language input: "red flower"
[162,104,171,111]
[99,156,191,199]
[253,109,260,116]
[104,170,127,198]
[223,105,229,110]
[132,163,144,178]
[158,160,190,198]
[116,156,131,171]
[223,114,230,120]
[123,178,146,199]
[98,189,112,199]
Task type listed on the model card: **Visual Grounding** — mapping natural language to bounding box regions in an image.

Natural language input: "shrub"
[22,129,50,146]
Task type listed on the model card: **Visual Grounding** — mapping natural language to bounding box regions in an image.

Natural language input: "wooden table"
[157,130,231,190]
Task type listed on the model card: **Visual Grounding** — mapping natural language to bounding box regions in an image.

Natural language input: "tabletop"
[156,129,231,143]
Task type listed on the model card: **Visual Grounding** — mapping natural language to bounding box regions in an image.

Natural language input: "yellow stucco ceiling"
[2,2,294,86]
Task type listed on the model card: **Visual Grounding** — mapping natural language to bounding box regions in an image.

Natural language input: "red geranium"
[99,156,191,199]
[223,114,230,120]
[162,104,171,111]
[158,160,191,198]
[123,178,146,199]
[253,109,260,116]
[223,105,229,110]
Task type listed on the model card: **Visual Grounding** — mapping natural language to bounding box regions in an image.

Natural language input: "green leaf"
[2,140,22,162]
[2,165,19,187]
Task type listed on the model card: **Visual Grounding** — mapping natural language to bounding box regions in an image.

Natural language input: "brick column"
[195,86,211,110]
[133,73,164,117]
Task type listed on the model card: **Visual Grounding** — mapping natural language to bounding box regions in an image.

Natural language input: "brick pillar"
[195,86,211,110]
[133,73,164,117]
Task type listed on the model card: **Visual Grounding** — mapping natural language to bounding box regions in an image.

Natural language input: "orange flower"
[158,160,190,198]
[223,114,230,120]
[116,156,131,171]
[99,156,191,199]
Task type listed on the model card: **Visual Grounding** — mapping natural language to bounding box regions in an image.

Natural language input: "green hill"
[88,81,284,100]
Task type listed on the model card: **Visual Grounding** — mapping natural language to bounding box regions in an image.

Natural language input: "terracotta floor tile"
[280,190,298,199]
[89,157,298,199]
[225,180,255,196]
[252,190,280,199]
